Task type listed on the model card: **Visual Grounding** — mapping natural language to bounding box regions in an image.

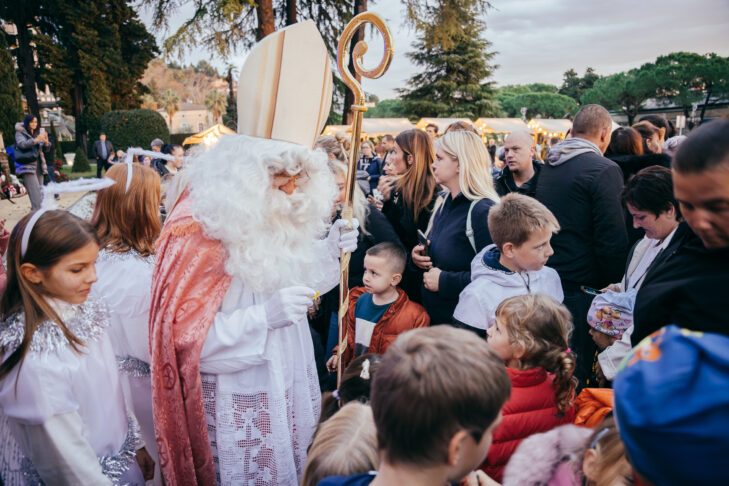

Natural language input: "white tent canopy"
[475,118,533,134]
[415,117,477,134]
[527,118,573,136]
[322,118,414,138]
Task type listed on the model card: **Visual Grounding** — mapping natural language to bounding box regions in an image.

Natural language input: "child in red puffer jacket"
[481,293,577,482]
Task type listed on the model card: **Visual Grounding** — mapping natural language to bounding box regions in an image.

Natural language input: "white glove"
[264,286,316,330]
[327,218,360,258]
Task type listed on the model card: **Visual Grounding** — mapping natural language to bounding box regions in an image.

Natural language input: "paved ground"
[1,192,86,232]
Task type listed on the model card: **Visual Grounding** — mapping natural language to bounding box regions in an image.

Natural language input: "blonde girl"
[481,293,577,481]
[302,402,378,486]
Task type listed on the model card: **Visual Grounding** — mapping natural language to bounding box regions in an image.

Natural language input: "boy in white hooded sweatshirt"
[453,193,564,337]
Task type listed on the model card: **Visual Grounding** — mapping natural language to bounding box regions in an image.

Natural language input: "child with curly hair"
[481,293,577,482]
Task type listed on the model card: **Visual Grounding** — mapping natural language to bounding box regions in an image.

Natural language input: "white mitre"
[237,19,333,147]
[185,20,337,294]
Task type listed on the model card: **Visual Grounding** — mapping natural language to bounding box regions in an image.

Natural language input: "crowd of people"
[0,21,728,486]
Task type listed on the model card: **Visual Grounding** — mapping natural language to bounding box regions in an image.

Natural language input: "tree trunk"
[286,0,297,26]
[256,0,275,41]
[699,86,712,121]
[73,84,87,153]
[16,24,40,116]
[341,0,367,125]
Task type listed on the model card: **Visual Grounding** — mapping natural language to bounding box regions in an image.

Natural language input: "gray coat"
[14,122,48,175]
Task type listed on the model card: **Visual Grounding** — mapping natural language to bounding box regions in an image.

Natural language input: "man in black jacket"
[534,105,628,385]
[495,130,542,197]
[633,119,729,344]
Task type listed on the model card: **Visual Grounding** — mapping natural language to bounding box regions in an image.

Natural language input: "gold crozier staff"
[335,12,393,385]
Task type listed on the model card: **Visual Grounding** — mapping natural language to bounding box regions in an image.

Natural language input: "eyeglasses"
[272,170,310,188]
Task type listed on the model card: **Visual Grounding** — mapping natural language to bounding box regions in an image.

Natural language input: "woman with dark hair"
[377,129,438,300]
[606,126,671,182]
[595,165,681,384]
[14,115,50,210]
[606,126,672,245]
[637,114,676,140]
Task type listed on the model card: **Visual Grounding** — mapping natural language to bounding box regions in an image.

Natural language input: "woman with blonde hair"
[357,139,382,194]
[90,162,163,484]
[412,129,500,323]
[301,402,378,486]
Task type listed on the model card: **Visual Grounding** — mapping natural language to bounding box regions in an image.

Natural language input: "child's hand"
[135,447,155,481]
[0,218,6,234]
[412,244,432,270]
[367,195,384,211]
[326,354,338,373]
[423,267,441,292]
[461,470,500,486]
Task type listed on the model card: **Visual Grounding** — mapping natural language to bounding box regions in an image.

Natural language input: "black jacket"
[422,193,495,324]
[382,192,437,301]
[633,222,729,344]
[535,150,629,289]
[495,159,542,197]
[606,153,671,183]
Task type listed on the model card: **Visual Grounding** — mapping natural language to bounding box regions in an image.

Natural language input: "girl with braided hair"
[480,293,577,482]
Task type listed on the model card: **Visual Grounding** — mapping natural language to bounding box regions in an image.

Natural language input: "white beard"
[186,135,337,294]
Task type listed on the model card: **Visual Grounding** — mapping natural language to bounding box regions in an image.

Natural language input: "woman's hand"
[600,283,621,293]
[377,176,394,201]
[367,195,384,211]
[412,244,432,270]
[423,267,441,292]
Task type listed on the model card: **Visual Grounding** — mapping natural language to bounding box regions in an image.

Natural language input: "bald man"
[534,104,629,386]
[495,131,542,197]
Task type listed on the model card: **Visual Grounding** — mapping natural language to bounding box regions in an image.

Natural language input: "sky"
[141,0,729,100]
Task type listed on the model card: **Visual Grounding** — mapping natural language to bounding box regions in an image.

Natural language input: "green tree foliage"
[72,146,91,172]
[0,33,24,147]
[500,93,578,119]
[400,0,499,118]
[32,0,156,152]
[205,89,228,122]
[364,99,408,119]
[559,67,600,103]
[653,52,729,121]
[581,67,658,125]
[99,109,170,151]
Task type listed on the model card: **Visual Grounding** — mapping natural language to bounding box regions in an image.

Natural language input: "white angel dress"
[199,241,339,485]
[0,298,145,485]
[91,248,161,485]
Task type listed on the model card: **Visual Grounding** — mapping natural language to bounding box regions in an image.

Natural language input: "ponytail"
[318,354,382,424]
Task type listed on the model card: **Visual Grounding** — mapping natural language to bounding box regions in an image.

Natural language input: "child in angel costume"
[90,161,167,485]
[149,20,359,486]
[0,180,154,485]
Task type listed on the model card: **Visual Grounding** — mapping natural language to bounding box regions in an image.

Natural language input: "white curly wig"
[186,134,337,294]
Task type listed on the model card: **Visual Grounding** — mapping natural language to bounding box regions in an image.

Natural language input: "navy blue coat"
[423,192,495,324]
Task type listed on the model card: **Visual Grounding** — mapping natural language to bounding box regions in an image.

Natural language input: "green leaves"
[400,0,498,118]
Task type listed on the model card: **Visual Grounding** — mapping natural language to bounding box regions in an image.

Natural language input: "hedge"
[170,133,196,146]
[99,109,170,152]
[72,146,91,172]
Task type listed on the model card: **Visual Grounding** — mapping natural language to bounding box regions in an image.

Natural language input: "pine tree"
[72,146,90,172]
[33,0,156,152]
[400,0,499,118]
[0,32,24,147]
